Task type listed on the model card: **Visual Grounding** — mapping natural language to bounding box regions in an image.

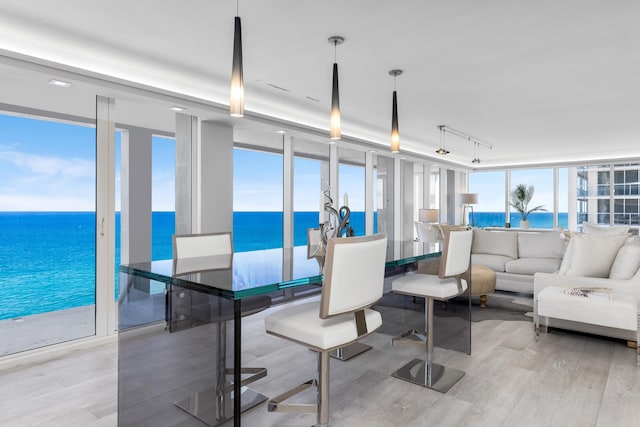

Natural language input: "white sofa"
[471,229,567,293]
[534,233,640,341]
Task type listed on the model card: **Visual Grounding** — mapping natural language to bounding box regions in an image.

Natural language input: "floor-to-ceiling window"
[151,135,175,260]
[233,147,283,251]
[510,168,554,228]
[0,113,97,356]
[558,168,569,229]
[468,171,506,227]
[577,163,640,234]
[339,148,366,236]
[293,139,328,246]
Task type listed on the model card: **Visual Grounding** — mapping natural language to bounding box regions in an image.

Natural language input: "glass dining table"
[117,240,463,427]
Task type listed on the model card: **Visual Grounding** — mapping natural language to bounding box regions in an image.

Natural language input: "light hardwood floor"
[1,298,639,427]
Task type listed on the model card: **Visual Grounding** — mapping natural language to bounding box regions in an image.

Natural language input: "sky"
[469,168,569,212]
[233,148,365,212]
[0,114,96,211]
[0,113,364,212]
[0,112,566,213]
[0,114,176,212]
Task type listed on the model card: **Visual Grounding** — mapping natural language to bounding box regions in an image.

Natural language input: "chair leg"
[391,296,465,393]
[266,351,332,425]
[425,297,434,384]
[317,351,330,426]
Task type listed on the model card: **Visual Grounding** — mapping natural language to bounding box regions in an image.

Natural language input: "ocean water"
[0,211,367,320]
[472,212,568,229]
[0,210,564,320]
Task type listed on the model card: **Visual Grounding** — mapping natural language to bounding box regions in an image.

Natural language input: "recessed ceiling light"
[276,130,286,134]
[169,106,186,112]
[48,79,71,87]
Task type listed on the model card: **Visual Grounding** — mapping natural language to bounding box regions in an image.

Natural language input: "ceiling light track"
[438,125,493,150]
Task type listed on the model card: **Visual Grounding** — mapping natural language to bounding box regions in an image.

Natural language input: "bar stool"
[265,234,388,426]
[171,232,271,426]
[391,229,473,393]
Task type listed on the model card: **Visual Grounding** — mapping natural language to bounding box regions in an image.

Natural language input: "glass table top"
[120,240,440,299]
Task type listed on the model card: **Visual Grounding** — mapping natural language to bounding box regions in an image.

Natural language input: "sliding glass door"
[0,112,97,356]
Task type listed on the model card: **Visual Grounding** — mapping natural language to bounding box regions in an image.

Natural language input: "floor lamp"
[460,193,478,226]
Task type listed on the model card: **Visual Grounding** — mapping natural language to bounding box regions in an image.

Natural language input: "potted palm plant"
[510,184,546,229]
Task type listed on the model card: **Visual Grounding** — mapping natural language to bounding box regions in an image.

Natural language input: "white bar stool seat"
[391,229,473,393]
[265,234,388,427]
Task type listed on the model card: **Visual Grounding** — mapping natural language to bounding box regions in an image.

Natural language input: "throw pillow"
[609,237,640,280]
[518,231,566,259]
[561,233,628,278]
[472,229,518,258]
[582,221,630,235]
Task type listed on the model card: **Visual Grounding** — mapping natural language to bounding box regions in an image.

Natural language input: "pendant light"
[389,69,403,153]
[436,125,450,155]
[230,0,244,117]
[328,36,344,140]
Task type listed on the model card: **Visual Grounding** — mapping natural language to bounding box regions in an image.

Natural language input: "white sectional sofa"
[471,229,567,293]
[534,232,640,341]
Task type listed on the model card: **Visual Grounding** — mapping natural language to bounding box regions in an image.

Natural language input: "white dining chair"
[171,232,270,425]
[390,229,473,393]
[265,233,388,426]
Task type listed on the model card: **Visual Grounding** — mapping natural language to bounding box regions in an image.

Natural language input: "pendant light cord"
[236,0,239,17]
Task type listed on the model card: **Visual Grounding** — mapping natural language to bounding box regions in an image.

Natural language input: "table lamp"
[460,193,478,226]
[419,208,439,223]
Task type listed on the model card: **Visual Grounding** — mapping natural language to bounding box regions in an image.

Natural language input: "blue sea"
[0,211,366,320]
[472,212,568,229]
[0,210,562,320]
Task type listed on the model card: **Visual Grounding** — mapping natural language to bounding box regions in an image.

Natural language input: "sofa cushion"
[517,231,566,259]
[472,229,518,259]
[583,221,630,235]
[471,253,514,272]
[505,258,562,275]
[560,233,628,278]
[609,237,640,280]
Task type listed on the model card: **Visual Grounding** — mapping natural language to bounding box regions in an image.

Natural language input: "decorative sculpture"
[313,188,354,265]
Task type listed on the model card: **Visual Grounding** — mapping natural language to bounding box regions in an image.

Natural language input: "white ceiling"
[1,0,639,169]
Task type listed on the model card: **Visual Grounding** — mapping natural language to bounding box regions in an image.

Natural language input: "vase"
[520,219,530,230]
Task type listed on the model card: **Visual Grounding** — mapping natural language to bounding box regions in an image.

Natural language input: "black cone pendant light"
[230,1,244,117]
[328,36,344,140]
[389,69,403,153]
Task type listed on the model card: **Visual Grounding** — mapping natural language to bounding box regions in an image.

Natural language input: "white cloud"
[0,150,94,178]
[0,149,95,210]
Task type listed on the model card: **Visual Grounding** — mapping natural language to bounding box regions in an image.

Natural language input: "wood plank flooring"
[1,294,639,427]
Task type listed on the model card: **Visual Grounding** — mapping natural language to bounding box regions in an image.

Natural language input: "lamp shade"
[460,193,478,204]
[419,208,439,223]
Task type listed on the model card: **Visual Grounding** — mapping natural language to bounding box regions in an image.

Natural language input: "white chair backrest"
[173,232,233,260]
[320,234,388,318]
[439,229,473,278]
